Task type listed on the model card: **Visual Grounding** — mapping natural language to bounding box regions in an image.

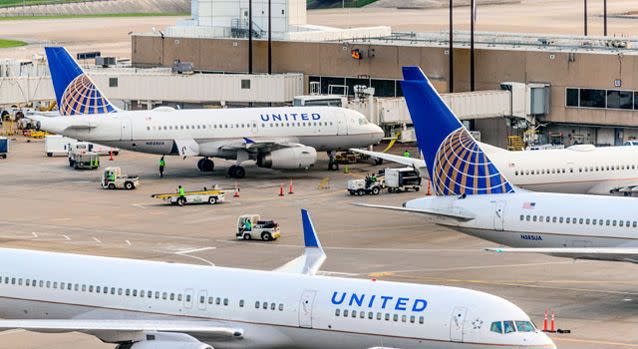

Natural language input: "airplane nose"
[371,125,384,142]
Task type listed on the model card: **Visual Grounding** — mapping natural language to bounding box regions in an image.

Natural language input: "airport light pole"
[248,0,253,74]
[268,0,272,74]
[583,0,588,36]
[603,0,607,36]
[449,0,454,93]
[470,0,475,91]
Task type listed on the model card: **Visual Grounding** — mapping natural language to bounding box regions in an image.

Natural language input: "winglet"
[274,209,326,275]
[302,209,320,248]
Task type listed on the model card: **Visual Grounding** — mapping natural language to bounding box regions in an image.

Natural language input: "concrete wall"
[131,35,638,129]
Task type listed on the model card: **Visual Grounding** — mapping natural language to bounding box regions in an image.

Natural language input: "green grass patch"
[0,12,189,20]
[0,38,27,48]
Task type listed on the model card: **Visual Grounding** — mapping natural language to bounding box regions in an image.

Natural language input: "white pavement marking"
[178,254,216,266]
[176,246,217,254]
[92,237,102,243]
[31,232,38,238]
[62,234,71,241]
[132,203,148,209]
[125,240,131,246]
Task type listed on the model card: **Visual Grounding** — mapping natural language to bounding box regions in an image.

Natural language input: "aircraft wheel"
[228,165,246,179]
[198,158,215,172]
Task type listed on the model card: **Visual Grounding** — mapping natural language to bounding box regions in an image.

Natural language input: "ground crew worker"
[178,185,185,198]
[403,149,410,158]
[159,155,166,178]
[243,219,252,232]
[108,170,116,184]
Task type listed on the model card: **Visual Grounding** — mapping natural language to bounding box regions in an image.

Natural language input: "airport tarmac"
[1,138,638,348]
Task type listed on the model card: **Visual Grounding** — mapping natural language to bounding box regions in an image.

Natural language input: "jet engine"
[115,333,213,349]
[257,146,317,169]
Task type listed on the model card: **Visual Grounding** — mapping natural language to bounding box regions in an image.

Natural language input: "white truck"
[385,167,422,193]
[45,135,120,158]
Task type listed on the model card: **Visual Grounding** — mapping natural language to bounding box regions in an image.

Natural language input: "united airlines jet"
[30,47,384,178]
[359,67,638,264]
[0,210,554,349]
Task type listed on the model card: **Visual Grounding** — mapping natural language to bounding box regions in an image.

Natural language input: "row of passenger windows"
[0,276,199,303]
[254,301,284,311]
[514,164,637,176]
[334,308,425,324]
[145,122,334,132]
[520,214,638,228]
[490,321,535,334]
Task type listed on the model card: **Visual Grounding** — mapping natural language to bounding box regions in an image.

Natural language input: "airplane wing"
[219,138,303,152]
[0,319,243,336]
[354,203,476,221]
[486,247,638,263]
[275,209,326,275]
[350,148,426,169]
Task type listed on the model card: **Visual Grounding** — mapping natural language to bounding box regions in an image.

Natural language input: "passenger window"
[419,316,424,324]
[208,297,213,304]
[271,303,276,310]
[393,314,398,322]
[410,315,415,323]
[335,309,341,316]
[368,312,373,319]
[343,309,349,317]
[559,217,564,223]
[592,219,597,225]
[178,294,182,301]
[359,311,365,318]
[170,293,175,301]
[566,218,570,224]
[519,215,524,221]
[633,222,637,228]
[186,294,191,302]
[279,304,284,311]
[586,219,590,224]
[599,219,604,225]
[224,298,229,306]
[490,321,503,333]
[216,297,221,305]
[546,216,550,223]
[200,296,205,304]
[240,300,245,307]
[504,321,516,333]
[620,220,624,227]
[552,217,557,223]
[613,220,617,226]
[162,292,167,300]
[89,285,94,292]
[572,218,577,224]
[385,313,390,321]
[154,291,159,299]
[263,302,268,309]
[255,301,260,308]
[579,218,583,224]
[401,315,407,322]
[125,289,130,296]
[351,311,356,318]
[532,216,537,222]
[377,312,382,320]
[626,221,631,227]
[526,215,530,221]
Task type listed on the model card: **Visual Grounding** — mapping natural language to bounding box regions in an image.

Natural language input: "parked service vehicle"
[236,214,280,241]
[347,172,385,196]
[0,137,8,159]
[101,167,139,190]
[45,135,74,157]
[385,167,422,193]
[72,152,100,170]
[151,185,226,206]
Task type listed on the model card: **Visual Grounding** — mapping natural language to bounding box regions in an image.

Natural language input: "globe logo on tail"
[59,74,116,116]
[432,128,514,195]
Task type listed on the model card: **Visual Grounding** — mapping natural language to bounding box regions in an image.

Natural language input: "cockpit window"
[357,117,369,125]
[490,321,502,334]
[503,321,516,333]
[515,321,535,332]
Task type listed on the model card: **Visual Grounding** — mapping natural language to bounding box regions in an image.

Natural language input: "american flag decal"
[522,202,536,209]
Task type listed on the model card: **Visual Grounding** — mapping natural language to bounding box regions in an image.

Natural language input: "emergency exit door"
[450,306,467,342]
[298,290,317,328]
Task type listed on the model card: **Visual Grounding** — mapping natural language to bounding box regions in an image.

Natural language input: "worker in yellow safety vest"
[159,156,165,178]
[403,149,410,158]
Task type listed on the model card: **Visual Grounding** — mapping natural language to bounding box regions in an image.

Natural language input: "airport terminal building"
[128,0,638,147]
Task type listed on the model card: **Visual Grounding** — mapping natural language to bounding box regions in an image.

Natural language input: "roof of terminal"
[329,31,638,55]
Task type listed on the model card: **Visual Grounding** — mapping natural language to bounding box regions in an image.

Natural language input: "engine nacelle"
[116,333,212,349]
[257,146,317,169]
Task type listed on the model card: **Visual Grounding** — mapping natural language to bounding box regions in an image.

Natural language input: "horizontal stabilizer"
[275,209,326,275]
[354,203,475,221]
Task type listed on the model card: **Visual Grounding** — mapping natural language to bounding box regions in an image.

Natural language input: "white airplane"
[32,47,384,178]
[353,130,638,195]
[358,67,638,264]
[0,210,555,349]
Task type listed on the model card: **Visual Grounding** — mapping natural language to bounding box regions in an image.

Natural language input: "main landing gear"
[197,158,215,172]
[228,165,246,179]
[328,150,339,171]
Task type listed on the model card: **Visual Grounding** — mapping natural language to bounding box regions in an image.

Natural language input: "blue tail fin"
[45,47,117,116]
[400,66,515,196]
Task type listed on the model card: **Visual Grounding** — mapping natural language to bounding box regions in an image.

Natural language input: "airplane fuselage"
[38,107,383,159]
[0,248,552,349]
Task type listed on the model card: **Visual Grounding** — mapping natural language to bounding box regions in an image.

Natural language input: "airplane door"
[493,201,506,231]
[450,306,467,342]
[198,290,208,311]
[120,118,132,141]
[336,111,349,136]
[184,289,194,309]
[298,290,317,328]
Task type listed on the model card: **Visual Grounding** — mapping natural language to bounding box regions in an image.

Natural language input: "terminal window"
[567,87,638,111]
[241,79,251,89]
[109,77,118,88]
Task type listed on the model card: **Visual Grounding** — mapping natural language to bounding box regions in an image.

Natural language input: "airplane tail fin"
[400,66,515,196]
[45,47,118,116]
[274,209,326,276]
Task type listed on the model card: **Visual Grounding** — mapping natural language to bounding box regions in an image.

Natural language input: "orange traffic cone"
[109,150,114,161]
[233,182,240,198]
[289,179,294,194]
[543,309,548,332]
[279,183,284,197]
[550,310,555,332]
[426,180,432,196]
